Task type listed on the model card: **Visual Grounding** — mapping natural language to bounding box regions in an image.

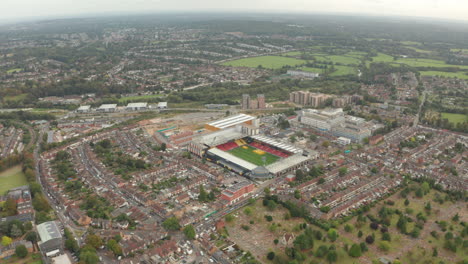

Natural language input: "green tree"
[3,198,17,216]
[25,232,37,243]
[80,250,100,264]
[225,214,235,223]
[198,185,208,202]
[15,244,28,258]
[10,224,23,238]
[378,241,391,252]
[327,229,338,242]
[327,250,338,263]
[1,236,12,246]
[338,167,348,176]
[348,243,362,257]
[267,251,275,260]
[107,239,122,256]
[162,217,180,231]
[183,225,196,240]
[85,234,103,249]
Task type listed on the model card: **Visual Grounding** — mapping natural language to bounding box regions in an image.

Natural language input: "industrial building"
[37,221,63,257]
[157,102,168,109]
[126,102,148,111]
[97,104,117,112]
[287,70,320,79]
[299,108,375,143]
[76,105,91,113]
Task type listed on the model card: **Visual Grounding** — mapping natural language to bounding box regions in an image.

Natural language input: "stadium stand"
[250,142,290,158]
[216,142,238,151]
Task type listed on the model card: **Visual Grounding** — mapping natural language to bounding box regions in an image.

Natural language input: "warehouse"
[97,104,117,112]
[126,102,148,111]
[37,221,63,256]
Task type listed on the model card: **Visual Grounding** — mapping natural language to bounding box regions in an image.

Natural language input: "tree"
[1,236,12,246]
[198,185,208,202]
[315,245,328,258]
[327,250,338,263]
[404,199,410,206]
[344,224,353,233]
[267,251,275,260]
[378,241,391,252]
[382,232,391,241]
[10,224,23,238]
[360,242,368,252]
[322,141,330,148]
[25,232,37,243]
[15,244,28,258]
[244,207,252,216]
[225,214,235,223]
[266,200,277,211]
[80,250,100,264]
[338,167,348,176]
[318,177,326,184]
[3,198,17,216]
[348,243,362,257]
[183,225,196,240]
[65,238,79,253]
[365,235,374,244]
[357,230,363,238]
[432,247,438,257]
[107,239,122,256]
[294,190,301,199]
[85,234,103,249]
[32,194,51,212]
[327,228,338,242]
[162,217,180,231]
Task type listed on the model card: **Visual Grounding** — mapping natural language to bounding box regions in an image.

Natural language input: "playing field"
[228,145,280,166]
[441,113,468,124]
[221,56,306,69]
[0,166,28,195]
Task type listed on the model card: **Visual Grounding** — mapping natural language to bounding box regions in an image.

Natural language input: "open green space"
[405,46,433,54]
[0,253,43,264]
[3,94,28,102]
[300,67,324,74]
[282,51,302,56]
[6,68,23,74]
[330,65,358,76]
[420,71,468,79]
[450,48,468,54]
[312,54,361,65]
[371,53,395,63]
[441,112,467,124]
[118,93,165,103]
[400,41,422,46]
[228,145,280,166]
[0,166,28,195]
[222,56,306,69]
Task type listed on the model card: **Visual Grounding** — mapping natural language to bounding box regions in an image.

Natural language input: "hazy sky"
[3,0,468,22]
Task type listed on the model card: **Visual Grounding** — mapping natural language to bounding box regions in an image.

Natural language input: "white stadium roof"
[251,135,302,154]
[207,114,255,129]
[195,127,246,147]
[266,154,310,174]
[208,148,257,171]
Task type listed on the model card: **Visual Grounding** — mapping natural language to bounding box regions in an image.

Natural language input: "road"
[413,88,427,127]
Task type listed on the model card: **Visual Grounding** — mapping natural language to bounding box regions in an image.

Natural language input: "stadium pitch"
[228,145,280,166]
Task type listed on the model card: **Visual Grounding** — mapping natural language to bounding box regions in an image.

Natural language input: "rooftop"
[77,105,91,110]
[207,148,257,171]
[266,154,310,174]
[207,114,255,129]
[37,221,62,243]
[127,102,148,108]
[98,104,117,109]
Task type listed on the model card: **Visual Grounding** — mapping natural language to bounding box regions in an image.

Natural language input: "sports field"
[441,113,467,124]
[228,145,279,166]
[221,56,306,69]
[0,166,28,195]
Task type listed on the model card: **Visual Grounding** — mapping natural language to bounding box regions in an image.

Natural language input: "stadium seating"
[216,141,238,151]
[250,141,290,158]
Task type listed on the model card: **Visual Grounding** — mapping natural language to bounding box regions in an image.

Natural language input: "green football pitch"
[228,145,280,166]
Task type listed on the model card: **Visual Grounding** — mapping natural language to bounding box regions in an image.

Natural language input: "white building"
[126,102,148,111]
[157,102,168,109]
[97,104,117,112]
[287,70,320,78]
[300,108,345,131]
[76,105,91,113]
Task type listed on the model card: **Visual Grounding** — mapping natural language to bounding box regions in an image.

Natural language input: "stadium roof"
[207,148,257,171]
[98,104,117,109]
[195,127,245,147]
[251,135,302,154]
[207,114,255,129]
[37,221,62,243]
[126,102,148,108]
[266,154,310,174]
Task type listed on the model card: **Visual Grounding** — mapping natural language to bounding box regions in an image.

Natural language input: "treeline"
[0,111,55,121]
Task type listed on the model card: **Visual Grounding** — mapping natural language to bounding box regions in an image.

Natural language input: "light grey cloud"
[2,0,468,22]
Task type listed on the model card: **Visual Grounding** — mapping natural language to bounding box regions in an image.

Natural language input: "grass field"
[405,46,433,54]
[118,94,165,103]
[330,65,357,76]
[420,71,468,79]
[450,48,468,54]
[222,56,306,69]
[3,94,28,102]
[228,145,279,166]
[0,166,28,195]
[441,112,467,124]
[301,67,324,73]
[6,68,23,74]
[312,54,361,65]
[282,51,302,56]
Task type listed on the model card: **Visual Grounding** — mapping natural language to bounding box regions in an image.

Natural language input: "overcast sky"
[3,0,468,22]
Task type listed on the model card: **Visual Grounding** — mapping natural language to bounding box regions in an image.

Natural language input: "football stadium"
[189,115,314,179]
